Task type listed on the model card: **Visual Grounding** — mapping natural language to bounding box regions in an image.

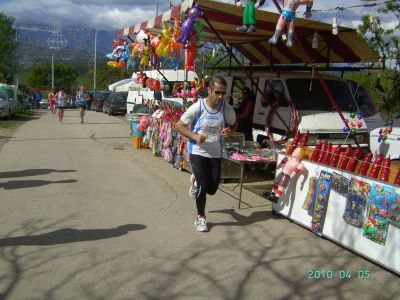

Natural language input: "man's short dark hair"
[209,76,227,89]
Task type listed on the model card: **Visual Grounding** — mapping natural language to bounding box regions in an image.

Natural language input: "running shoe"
[194,215,208,232]
[189,174,197,200]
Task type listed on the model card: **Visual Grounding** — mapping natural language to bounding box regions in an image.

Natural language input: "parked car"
[93,91,111,112]
[0,90,16,119]
[103,92,127,116]
[39,98,49,109]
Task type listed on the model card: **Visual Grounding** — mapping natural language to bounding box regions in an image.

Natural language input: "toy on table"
[368,153,384,179]
[265,146,306,203]
[345,148,363,172]
[358,152,373,176]
[395,169,400,185]
[310,141,322,162]
[363,183,394,245]
[329,145,342,168]
[269,0,314,47]
[235,0,265,33]
[338,145,352,170]
[343,179,370,227]
[379,157,391,182]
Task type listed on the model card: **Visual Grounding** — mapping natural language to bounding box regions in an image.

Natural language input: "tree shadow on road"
[0,179,77,190]
[0,169,76,178]
[207,209,280,228]
[0,224,146,247]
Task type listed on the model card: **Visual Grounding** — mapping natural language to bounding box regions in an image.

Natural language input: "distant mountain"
[16,27,119,69]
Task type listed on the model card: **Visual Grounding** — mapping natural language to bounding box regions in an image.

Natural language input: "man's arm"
[175,120,206,144]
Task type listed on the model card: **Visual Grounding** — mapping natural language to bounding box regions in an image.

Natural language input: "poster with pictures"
[388,192,400,228]
[331,172,350,196]
[302,177,318,213]
[343,179,371,227]
[363,183,395,245]
[311,171,332,236]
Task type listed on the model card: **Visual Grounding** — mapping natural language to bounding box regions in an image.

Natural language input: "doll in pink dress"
[265,147,306,202]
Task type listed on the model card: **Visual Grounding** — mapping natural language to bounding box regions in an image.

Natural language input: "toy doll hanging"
[269,0,314,47]
[235,0,265,33]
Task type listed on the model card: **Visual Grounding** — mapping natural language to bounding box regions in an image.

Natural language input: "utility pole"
[93,29,97,98]
[47,21,67,90]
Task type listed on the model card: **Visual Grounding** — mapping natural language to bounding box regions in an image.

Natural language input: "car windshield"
[131,104,150,114]
[114,93,127,101]
[96,92,110,100]
[346,80,378,117]
[286,79,357,111]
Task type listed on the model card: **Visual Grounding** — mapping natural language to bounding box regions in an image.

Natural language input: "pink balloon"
[136,123,144,132]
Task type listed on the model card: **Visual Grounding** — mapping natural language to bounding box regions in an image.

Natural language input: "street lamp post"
[93,29,97,98]
[47,21,67,90]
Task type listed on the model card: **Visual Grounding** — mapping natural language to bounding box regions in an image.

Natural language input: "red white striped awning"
[117,0,380,65]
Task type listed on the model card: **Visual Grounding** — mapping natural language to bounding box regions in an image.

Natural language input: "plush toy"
[265,147,306,203]
[177,3,203,45]
[269,0,314,47]
[235,0,265,33]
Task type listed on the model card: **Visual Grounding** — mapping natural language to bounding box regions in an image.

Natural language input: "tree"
[350,1,400,119]
[0,12,17,83]
[82,66,131,91]
[27,63,79,94]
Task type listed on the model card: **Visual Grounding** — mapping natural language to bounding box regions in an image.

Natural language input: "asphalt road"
[0,110,398,300]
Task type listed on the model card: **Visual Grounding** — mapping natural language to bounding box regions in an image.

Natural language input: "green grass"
[0,109,34,128]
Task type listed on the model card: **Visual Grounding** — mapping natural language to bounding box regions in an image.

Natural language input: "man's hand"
[254,3,260,9]
[236,1,242,7]
[221,125,232,137]
[194,133,207,144]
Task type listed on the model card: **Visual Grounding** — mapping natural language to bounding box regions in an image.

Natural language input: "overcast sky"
[0,0,397,32]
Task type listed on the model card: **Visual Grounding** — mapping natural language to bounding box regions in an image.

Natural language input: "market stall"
[271,142,400,274]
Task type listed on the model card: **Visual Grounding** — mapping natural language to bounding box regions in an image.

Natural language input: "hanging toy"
[345,148,363,172]
[338,145,352,170]
[269,0,314,47]
[378,120,393,142]
[176,3,203,46]
[235,0,265,33]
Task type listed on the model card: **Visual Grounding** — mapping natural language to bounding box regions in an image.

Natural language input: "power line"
[311,0,395,13]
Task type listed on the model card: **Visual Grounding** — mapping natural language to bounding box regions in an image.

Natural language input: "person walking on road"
[76,86,88,123]
[48,89,56,116]
[176,76,237,232]
[56,88,66,122]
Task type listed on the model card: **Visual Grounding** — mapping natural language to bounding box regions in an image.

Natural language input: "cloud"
[0,0,396,31]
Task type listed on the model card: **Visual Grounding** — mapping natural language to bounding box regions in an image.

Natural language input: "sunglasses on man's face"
[212,90,227,96]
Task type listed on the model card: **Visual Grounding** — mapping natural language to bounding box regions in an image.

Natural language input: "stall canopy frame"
[117,0,380,66]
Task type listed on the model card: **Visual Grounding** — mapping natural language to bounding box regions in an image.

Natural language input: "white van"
[126,70,198,113]
[219,71,382,149]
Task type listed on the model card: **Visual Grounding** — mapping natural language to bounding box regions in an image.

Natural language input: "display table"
[226,156,276,209]
[272,153,400,275]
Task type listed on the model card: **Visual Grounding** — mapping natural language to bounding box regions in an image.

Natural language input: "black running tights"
[190,154,222,216]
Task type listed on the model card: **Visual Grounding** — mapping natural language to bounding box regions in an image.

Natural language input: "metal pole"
[51,51,54,90]
[156,0,159,17]
[94,29,97,97]
[15,25,19,91]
